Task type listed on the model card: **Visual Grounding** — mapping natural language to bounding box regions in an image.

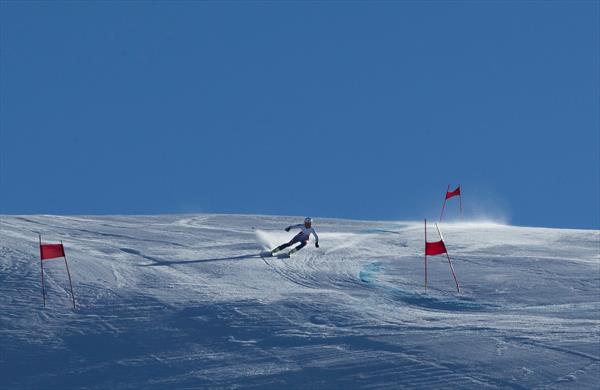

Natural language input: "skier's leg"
[272,236,300,254]
[271,242,291,254]
[289,241,307,255]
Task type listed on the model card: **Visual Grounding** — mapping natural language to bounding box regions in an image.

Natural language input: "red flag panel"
[445,186,461,199]
[426,240,447,256]
[40,244,65,260]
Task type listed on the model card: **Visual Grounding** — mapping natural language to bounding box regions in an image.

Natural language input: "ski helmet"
[304,217,312,225]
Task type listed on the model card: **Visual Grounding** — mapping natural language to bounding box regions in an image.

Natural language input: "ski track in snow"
[1,214,599,389]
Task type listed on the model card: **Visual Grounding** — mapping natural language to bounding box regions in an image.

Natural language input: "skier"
[271,217,320,256]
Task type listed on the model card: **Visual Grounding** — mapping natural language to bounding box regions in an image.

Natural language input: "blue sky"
[1,1,598,229]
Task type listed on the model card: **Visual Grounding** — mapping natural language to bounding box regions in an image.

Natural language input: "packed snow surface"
[1,214,599,388]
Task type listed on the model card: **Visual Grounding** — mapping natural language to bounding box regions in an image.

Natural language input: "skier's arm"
[312,229,319,247]
[285,224,303,232]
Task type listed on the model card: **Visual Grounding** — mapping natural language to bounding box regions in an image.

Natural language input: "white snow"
[1,214,598,388]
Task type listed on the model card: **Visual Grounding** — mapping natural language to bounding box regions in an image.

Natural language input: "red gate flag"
[445,186,461,199]
[425,240,447,256]
[440,184,463,221]
[40,243,65,260]
[38,235,76,309]
[424,219,460,293]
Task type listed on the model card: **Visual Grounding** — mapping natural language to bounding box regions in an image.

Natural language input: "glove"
[315,242,320,248]
[285,227,290,232]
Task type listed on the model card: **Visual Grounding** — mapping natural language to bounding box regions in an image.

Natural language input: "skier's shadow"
[139,253,261,267]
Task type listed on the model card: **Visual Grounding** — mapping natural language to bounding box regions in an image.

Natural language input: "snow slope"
[1,214,598,389]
